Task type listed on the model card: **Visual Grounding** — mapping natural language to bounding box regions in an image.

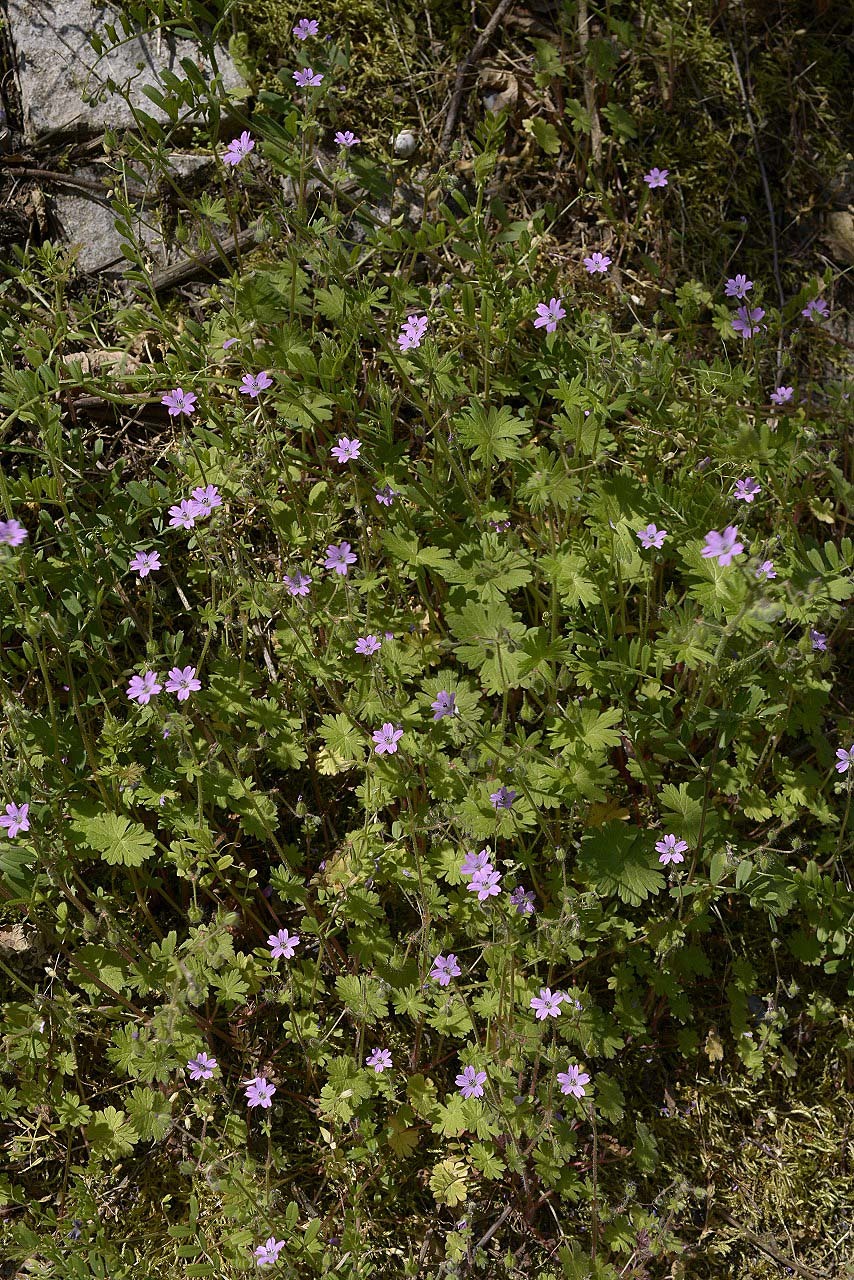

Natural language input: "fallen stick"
[149,224,263,292]
[439,0,516,156]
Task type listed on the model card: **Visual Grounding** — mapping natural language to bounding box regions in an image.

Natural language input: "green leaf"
[551,702,623,756]
[542,551,599,609]
[452,403,530,464]
[70,807,156,866]
[600,102,637,139]
[577,825,665,905]
[429,1157,469,1206]
[565,98,593,134]
[524,117,562,155]
[658,783,704,843]
[73,944,130,998]
[469,1140,506,1180]
[335,974,389,1025]
[86,1106,139,1155]
[386,1106,420,1156]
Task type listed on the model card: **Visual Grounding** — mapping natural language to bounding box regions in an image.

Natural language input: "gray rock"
[7,0,242,140]
[51,169,163,273]
[50,154,211,275]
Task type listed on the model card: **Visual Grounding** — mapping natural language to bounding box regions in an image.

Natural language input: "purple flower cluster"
[0,519,27,547]
[431,690,457,720]
[397,315,428,350]
[293,67,324,88]
[186,1052,217,1080]
[636,523,667,550]
[489,785,517,810]
[530,987,565,1020]
[0,802,29,839]
[456,1065,487,1099]
[655,833,688,865]
[583,252,611,274]
[557,1064,591,1098]
[126,666,201,706]
[372,723,403,754]
[429,953,461,986]
[223,131,255,167]
[240,371,273,398]
[268,928,300,959]
[702,527,744,567]
[167,484,223,531]
[244,1076,276,1108]
[460,847,502,901]
[533,297,566,333]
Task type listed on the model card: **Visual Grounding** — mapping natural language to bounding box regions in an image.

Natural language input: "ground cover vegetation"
[0,0,852,1276]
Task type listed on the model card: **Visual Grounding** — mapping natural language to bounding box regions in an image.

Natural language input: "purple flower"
[801,297,829,320]
[533,297,566,333]
[292,17,319,39]
[557,1064,590,1098]
[0,519,27,547]
[129,550,161,578]
[468,867,502,901]
[223,131,255,167]
[372,723,403,754]
[366,1048,392,1072]
[530,988,565,1020]
[186,1052,217,1081]
[293,66,324,88]
[375,485,398,506]
[701,527,744,567]
[165,665,201,702]
[284,570,312,596]
[244,1076,276,1108]
[67,1220,83,1241]
[733,477,761,504]
[583,252,611,274]
[168,499,202,530]
[0,802,29,839]
[643,166,669,188]
[397,314,428,351]
[222,337,239,349]
[268,928,300,959]
[324,541,357,576]
[161,387,197,416]
[460,848,491,878]
[334,130,360,147]
[126,671,162,705]
[755,560,776,580]
[810,630,827,652]
[655,833,688,865]
[331,436,361,463]
[510,885,535,916]
[431,691,457,721]
[488,519,511,532]
[456,1065,487,1099]
[489,785,517,810]
[191,485,223,515]
[770,386,793,406]
[636,523,667,550]
[732,306,765,338]
[355,635,382,655]
[239,371,273,398]
[254,1237,286,1267]
[835,744,854,774]
[724,274,752,299]
[430,953,461,986]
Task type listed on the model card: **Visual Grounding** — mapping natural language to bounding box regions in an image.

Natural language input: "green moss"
[235,0,462,144]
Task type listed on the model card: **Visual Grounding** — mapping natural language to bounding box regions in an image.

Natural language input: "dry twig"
[439,0,516,156]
